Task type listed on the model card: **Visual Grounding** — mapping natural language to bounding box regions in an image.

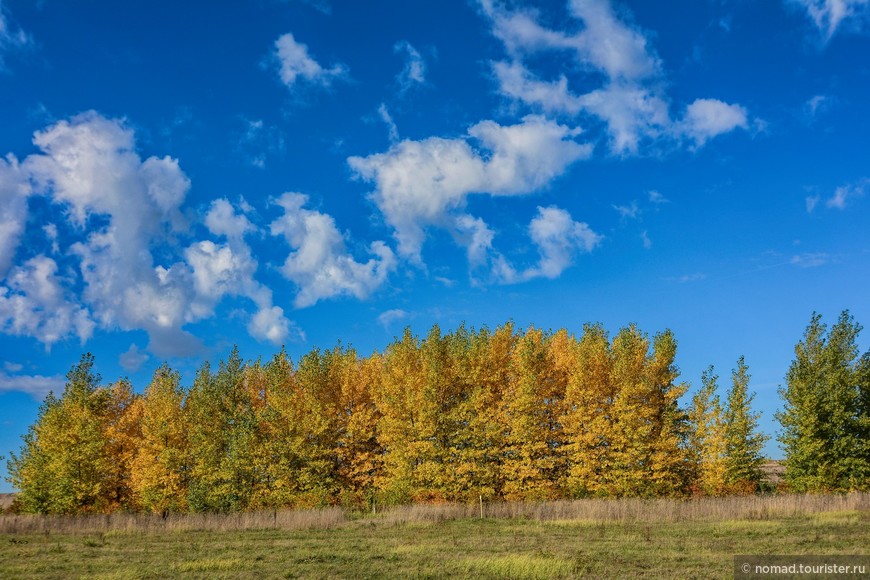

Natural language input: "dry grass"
[373,492,870,526]
[2,493,866,534]
[0,506,346,534]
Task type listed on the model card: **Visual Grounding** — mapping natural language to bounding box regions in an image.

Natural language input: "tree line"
[6,312,869,514]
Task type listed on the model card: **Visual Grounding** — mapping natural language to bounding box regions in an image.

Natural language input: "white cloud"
[806,194,821,213]
[249,305,301,345]
[792,0,869,40]
[648,190,667,204]
[481,0,750,154]
[119,343,149,372]
[640,230,652,249]
[188,198,294,346]
[205,198,255,239]
[22,112,200,355]
[394,40,426,92]
[273,32,347,89]
[454,214,495,266]
[805,94,831,118]
[826,179,867,209]
[349,115,590,261]
[377,103,400,144]
[0,154,31,276]
[679,98,749,147]
[492,60,584,115]
[3,113,299,355]
[577,82,671,154]
[270,192,397,308]
[613,201,640,220]
[0,371,64,400]
[495,205,601,283]
[482,0,659,80]
[0,255,94,347]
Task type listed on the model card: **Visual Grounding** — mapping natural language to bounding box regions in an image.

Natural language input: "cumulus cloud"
[273,32,347,89]
[0,370,64,400]
[187,198,296,345]
[394,40,426,92]
[679,99,749,147]
[0,255,94,347]
[205,198,255,239]
[270,192,397,308]
[249,305,299,345]
[0,154,31,276]
[792,0,869,40]
[349,115,590,261]
[495,205,601,283]
[481,0,750,154]
[1,112,296,355]
[21,112,201,355]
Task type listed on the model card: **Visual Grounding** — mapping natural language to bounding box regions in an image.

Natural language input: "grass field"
[1,495,868,579]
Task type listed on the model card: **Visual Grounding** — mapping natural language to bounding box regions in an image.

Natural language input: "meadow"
[1,494,868,579]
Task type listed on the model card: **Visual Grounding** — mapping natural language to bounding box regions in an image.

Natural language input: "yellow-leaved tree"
[129,364,190,513]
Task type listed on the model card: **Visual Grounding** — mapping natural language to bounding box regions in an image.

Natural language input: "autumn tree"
[446,324,513,502]
[186,347,259,512]
[499,327,565,500]
[129,364,190,513]
[778,312,870,491]
[561,323,613,497]
[686,366,728,496]
[7,354,123,513]
[600,327,689,497]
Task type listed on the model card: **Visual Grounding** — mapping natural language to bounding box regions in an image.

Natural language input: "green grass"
[2,508,868,579]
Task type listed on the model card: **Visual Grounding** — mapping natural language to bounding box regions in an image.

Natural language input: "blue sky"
[1,0,868,491]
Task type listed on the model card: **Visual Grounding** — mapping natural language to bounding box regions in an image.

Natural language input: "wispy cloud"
[613,201,640,220]
[378,308,409,328]
[807,178,868,212]
[667,272,706,283]
[394,41,427,93]
[0,370,64,400]
[826,179,867,209]
[790,252,830,267]
[0,1,33,71]
[791,0,869,41]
